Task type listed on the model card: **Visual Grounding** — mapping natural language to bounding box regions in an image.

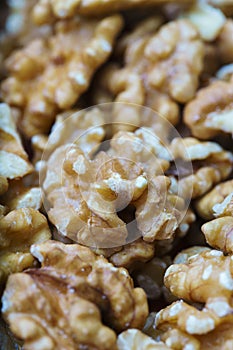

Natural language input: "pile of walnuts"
[1,0,233,349]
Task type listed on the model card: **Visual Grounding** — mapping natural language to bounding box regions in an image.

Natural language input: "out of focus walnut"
[1,15,123,137]
[2,240,148,349]
[184,77,233,139]
[92,18,204,134]
[32,0,194,21]
[0,208,51,287]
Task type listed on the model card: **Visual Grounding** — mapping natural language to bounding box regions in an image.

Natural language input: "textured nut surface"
[0,180,42,211]
[168,137,233,199]
[117,329,171,350]
[0,103,33,181]
[2,240,148,348]
[1,15,123,136]
[32,0,194,21]
[2,274,117,350]
[195,180,233,219]
[184,79,233,139]
[202,217,233,254]
[0,208,51,285]
[93,19,204,132]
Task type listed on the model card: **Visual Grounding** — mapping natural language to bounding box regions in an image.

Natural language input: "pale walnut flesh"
[184,79,233,139]
[117,329,171,350]
[0,208,51,285]
[195,180,233,220]
[1,240,148,348]
[168,137,233,199]
[1,15,123,137]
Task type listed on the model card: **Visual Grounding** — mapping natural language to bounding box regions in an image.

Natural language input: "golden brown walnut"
[195,180,233,220]
[0,208,51,286]
[0,103,33,182]
[156,300,233,349]
[2,274,117,350]
[93,19,204,132]
[154,244,233,348]
[109,239,155,268]
[217,20,233,64]
[202,217,233,254]
[1,15,123,137]
[184,79,233,139]
[173,246,211,264]
[117,329,171,350]
[32,0,194,22]
[2,240,148,348]
[0,180,42,211]
[168,137,233,199]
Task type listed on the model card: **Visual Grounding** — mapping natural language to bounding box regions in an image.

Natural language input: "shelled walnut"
[195,180,233,219]
[92,18,204,132]
[1,15,123,137]
[168,137,233,199]
[0,103,33,187]
[32,0,194,22]
[0,208,51,286]
[2,240,148,349]
[184,78,233,139]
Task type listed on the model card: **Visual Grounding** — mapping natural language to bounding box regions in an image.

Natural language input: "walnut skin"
[217,20,233,64]
[0,103,33,184]
[184,79,233,139]
[2,240,148,349]
[1,15,123,137]
[195,180,233,220]
[0,208,51,286]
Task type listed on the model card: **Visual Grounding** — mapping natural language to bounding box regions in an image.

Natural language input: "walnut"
[42,124,183,248]
[93,19,204,132]
[1,15,123,137]
[2,240,148,348]
[0,179,42,212]
[0,103,33,184]
[217,20,233,64]
[0,208,51,286]
[168,137,233,199]
[117,329,171,350]
[154,246,233,348]
[156,300,233,349]
[173,246,211,264]
[2,274,117,350]
[180,0,226,41]
[202,217,233,254]
[195,180,233,219]
[184,79,233,139]
[109,239,155,268]
[32,0,194,22]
